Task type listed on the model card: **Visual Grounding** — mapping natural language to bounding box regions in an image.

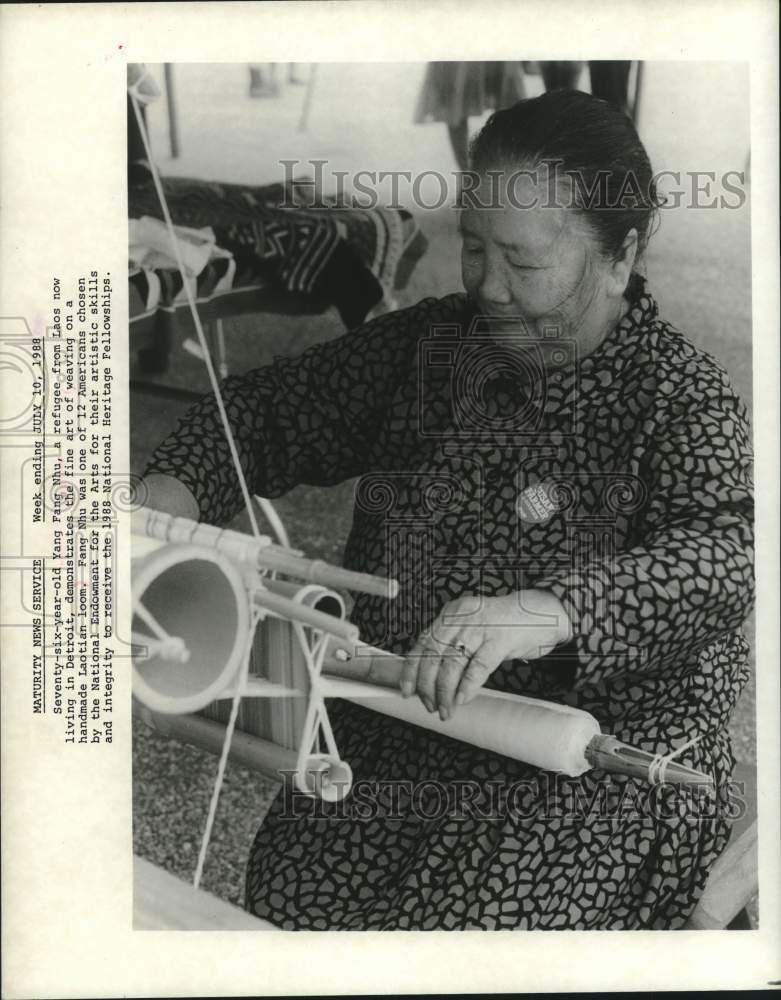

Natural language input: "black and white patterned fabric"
[146,276,754,929]
[129,173,425,329]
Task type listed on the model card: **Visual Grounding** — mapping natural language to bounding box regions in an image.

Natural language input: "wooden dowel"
[163,63,180,159]
[133,506,398,598]
[323,647,405,688]
[252,589,359,642]
[257,548,399,599]
[136,705,297,785]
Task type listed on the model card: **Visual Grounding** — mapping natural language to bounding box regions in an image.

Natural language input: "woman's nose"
[478,260,512,306]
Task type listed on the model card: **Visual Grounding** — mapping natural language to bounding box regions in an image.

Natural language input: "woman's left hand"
[402,589,572,721]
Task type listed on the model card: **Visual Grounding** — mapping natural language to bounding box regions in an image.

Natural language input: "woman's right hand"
[141,472,200,521]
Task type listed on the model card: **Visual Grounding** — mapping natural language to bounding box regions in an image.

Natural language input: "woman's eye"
[463,244,483,255]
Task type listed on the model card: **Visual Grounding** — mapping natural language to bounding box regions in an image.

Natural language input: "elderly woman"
[143,90,754,930]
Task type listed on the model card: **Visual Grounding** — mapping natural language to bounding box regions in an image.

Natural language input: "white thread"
[193,608,261,889]
[254,495,291,549]
[134,600,173,643]
[647,734,703,786]
[129,92,261,540]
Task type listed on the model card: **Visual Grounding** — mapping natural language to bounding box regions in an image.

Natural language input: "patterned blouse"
[147,275,754,929]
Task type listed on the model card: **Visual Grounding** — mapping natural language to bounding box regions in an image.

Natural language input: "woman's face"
[460,173,630,360]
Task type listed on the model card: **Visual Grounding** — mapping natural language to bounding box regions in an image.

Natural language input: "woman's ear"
[609,228,638,295]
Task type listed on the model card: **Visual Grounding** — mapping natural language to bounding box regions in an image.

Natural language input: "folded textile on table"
[129,217,233,277]
[129,217,236,315]
[128,172,428,332]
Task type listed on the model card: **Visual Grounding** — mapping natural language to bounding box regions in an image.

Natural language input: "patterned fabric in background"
[129,173,427,332]
[147,276,754,929]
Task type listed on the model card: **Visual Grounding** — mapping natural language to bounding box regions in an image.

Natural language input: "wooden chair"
[134,856,275,930]
[686,760,758,929]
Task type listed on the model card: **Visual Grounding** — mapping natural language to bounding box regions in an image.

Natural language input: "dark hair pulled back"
[470,89,661,262]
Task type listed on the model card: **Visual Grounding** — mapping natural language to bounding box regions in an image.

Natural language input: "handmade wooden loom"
[131,504,714,802]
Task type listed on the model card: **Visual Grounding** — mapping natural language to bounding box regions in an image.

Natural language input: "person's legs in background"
[540,61,582,91]
[249,63,279,99]
[448,118,470,173]
[588,61,633,115]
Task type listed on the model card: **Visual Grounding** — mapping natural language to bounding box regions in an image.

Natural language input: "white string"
[192,608,262,889]
[254,494,290,549]
[133,600,172,642]
[128,90,262,539]
[647,733,704,786]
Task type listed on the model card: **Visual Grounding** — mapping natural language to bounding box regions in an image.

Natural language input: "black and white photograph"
[129,59,757,931]
[1,2,778,996]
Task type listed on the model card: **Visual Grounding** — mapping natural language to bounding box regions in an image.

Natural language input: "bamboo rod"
[322,644,713,787]
[136,705,297,785]
[263,617,307,750]
[133,506,398,597]
[257,549,398,598]
[252,589,359,642]
[323,645,406,688]
[163,64,180,159]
